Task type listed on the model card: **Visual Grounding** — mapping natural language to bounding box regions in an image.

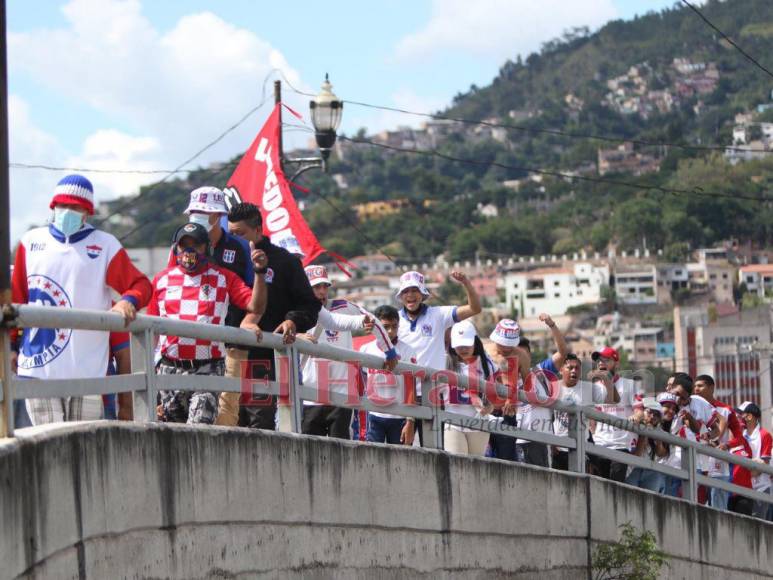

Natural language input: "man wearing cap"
[216,202,320,430]
[149,222,267,424]
[586,346,637,482]
[656,392,682,496]
[11,174,152,424]
[396,270,481,442]
[298,265,397,438]
[738,401,772,519]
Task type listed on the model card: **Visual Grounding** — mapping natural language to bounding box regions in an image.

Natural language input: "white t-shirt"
[554,380,608,450]
[397,304,458,396]
[516,368,556,443]
[665,395,717,470]
[746,425,772,491]
[593,377,640,450]
[301,300,393,406]
[442,355,497,432]
[707,402,732,478]
[361,339,418,419]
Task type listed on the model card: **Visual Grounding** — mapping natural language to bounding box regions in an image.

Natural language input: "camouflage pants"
[157,359,224,425]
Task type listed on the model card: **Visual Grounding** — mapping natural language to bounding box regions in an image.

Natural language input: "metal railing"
[3,303,773,512]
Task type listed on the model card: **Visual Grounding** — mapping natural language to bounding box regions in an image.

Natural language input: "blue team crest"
[421,323,433,337]
[324,330,339,341]
[222,249,236,264]
[19,275,72,369]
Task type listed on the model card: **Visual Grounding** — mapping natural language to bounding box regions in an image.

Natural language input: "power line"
[92,69,280,230]
[680,0,773,80]
[338,135,773,204]
[116,158,240,242]
[10,163,186,175]
[276,67,770,157]
[287,171,398,266]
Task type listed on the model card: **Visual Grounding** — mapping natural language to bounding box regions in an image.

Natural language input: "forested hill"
[108,0,773,264]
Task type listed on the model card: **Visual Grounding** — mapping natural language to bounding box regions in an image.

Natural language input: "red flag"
[224,104,326,265]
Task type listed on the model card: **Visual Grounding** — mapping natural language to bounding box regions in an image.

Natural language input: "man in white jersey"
[361,305,418,445]
[299,265,396,438]
[11,175,152,424]
[396,270,481,443]
[587,346,636,483]
[552,354,611,471]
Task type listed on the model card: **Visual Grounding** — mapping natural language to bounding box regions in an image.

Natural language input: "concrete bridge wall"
[1,422,771,579]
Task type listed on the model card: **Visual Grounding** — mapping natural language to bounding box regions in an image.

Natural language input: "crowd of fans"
[9,176,773,521]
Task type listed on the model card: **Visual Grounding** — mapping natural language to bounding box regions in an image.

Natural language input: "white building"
[614,265,657,305]
[739,264,773,299]
[351,254,398,276]
[504,263,609,317]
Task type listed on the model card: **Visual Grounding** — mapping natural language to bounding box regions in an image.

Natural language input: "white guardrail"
[2,303,773,510]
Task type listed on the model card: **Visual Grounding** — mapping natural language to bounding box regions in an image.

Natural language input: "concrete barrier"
[0,422,771,579]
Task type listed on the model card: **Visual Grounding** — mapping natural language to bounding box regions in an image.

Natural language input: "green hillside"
[107,0,773,264]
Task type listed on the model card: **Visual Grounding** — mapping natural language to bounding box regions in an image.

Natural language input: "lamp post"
[276,74,343,182]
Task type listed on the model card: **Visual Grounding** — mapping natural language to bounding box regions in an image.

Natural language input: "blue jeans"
[664,475,682,498]
[14,400,32,428]
[366,414,405,444]
[709,474,731,510]
[626,468,666,493]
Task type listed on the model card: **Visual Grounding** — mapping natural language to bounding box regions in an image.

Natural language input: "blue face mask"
[53,208,85,237]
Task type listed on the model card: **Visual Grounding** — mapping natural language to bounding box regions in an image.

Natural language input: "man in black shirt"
[216,202,320,429]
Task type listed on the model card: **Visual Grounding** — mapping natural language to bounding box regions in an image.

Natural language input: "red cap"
[592,346,619,362]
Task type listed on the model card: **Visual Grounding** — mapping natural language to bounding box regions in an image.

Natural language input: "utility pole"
[0,0,12,437]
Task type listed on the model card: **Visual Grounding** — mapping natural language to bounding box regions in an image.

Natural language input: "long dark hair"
[448,335,492,381]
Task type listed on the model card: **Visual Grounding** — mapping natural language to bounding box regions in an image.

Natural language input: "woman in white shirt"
[443,320,497,456]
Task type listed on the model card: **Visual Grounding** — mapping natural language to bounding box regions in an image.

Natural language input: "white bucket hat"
[451,320,477,349]
[395,270,430,299]
[489,319,521,347]
[184,186,228,214]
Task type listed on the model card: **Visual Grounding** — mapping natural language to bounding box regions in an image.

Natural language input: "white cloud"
[9,95,67,241]
[394,0,618,63]
[8,0,311,236]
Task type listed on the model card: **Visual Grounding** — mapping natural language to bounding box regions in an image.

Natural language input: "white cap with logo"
[185,186,228,214]
[451,320,477,349]
[305,265,331,287]
[396,270,430,299]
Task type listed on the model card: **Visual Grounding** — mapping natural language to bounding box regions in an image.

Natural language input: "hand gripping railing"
[3,303,773,512]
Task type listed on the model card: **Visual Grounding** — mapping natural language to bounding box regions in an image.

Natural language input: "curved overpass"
[1,422,771,579]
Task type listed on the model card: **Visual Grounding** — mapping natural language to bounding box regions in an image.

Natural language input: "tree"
[592,522,669,580]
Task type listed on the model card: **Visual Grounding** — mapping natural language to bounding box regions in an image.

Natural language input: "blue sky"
[7,0,677,239]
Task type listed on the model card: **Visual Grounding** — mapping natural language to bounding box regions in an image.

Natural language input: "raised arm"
[539,313,568,369]
[449,271,481,322]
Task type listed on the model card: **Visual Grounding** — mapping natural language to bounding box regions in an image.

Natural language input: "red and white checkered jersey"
[148,263,253,360]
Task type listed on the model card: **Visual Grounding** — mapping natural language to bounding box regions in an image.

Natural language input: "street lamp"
[309,74,343,162]
[277,74,344,182]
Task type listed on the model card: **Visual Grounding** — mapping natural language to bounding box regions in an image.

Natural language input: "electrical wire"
[680,0,773,80]
[275,67,772,157]
[338,135,773,203]
[91,69,281,229]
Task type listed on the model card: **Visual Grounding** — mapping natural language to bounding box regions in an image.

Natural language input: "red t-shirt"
[731,437,754,490]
